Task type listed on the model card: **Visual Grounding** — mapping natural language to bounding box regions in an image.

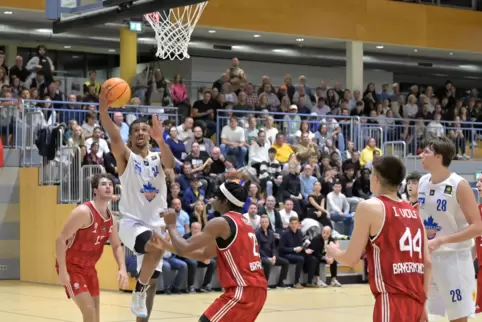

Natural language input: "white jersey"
[119,151,167,227]
[418,172,473,252]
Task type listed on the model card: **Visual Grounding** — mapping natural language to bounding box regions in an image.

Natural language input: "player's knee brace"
[134,230,153,254]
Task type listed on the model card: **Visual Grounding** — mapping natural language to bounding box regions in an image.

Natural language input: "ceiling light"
[108,49,116,52]
[296,38,304,42]
[138,37,150,42]
[208,30,216,33]
[4,11,12,15]
[272,49,288,53]
[36,28,52,33]
[232,45,244,49]
[64,45,71,49]
[376,45,384,49]
[253,34,261,38]
[413,49,418,52]
[72,55,79,59]
[449,52,454,55]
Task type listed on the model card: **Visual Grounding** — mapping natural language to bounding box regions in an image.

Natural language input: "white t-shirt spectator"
[85,138,110,158]
[243,213,260,230]
[176,124,193,142]
[426,121,444,137]
[279,209,298,227]
[264,127,278,145]
[221,125,245,143]
[403,103,418,119]
[249,140,270,165]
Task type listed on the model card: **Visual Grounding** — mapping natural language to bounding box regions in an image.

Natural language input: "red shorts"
[56,267,99,299]
[373,293,424,322]
[203,286,267,322]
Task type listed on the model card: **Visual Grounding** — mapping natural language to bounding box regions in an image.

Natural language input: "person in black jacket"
[256,215,289,288]
[257,196,283,234]
[279,216,316,288]
[308,226,342,287]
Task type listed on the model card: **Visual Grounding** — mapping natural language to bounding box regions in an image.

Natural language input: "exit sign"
[129,21,143,32]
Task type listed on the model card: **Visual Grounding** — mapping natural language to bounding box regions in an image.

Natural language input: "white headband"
[219,183,245,207]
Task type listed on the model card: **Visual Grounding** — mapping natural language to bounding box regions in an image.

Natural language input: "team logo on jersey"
[140,182,159,202]
[73,283,79,289]
[423,216,441,240]
[418,197,425,209]
[151,155,157,161]
[134,163,142,174]
[430,190,435,196]
[144,160,149,166]
[444,185,453,195]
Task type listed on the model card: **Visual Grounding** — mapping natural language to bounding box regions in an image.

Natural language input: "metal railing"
[80,165,104,202]
[59,146,82,204]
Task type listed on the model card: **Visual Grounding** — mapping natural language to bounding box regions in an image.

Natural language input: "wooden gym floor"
[0,281,480,322]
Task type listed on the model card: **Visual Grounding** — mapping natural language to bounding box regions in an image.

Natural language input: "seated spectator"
[307,182,331,227]
[300,165,318,201]
[259,147,282,197]
[172,198,190,235]
[340,164,362,210]
[364,150,381,170]
[112,112,129,143]
[184,142,210,175]
[359,138,382,167]
[220,117,248,167]
[321,166,336,195]
[166,126,187,168]
[162,233,188,294]
[272,133,294,164]
[245,116,258,144]
[85,127,109,158]
[83,141,104,167]
[182,176,206,213]
[279,216,314,288]
[258,196,283,233]
[205,147,227,180]
[184,126,215,155]
[256,215,289,288]
[167,182,182,207]
[232,91,254,117]
[249,130,270,168]
[191,90,217,137]
[191,200,208,228]
[243,204,260,229]
[176,117,194,143]
[263,116,278,144]
[342,151,361,177]
[308,226,342,287]
[354,168,372,199]
[179,222,216,293]
[279,199,298,228]
[295,132,319,164]
[283,105,301,143]
[326,180,354,236]
[81,111,98,139]
[279,161,302,214]
[243,183,264,213]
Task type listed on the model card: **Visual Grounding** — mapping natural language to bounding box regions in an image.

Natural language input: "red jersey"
[366,196,425,304]
[215,212,268,289]
[57,201,113,270]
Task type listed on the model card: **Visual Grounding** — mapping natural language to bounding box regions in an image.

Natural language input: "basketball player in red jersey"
[327,156,432,322]
[474,174,482,313]
[55,173,128,322]
[163,181,268,322]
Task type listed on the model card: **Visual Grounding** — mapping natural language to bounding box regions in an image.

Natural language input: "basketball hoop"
[144,2,208,60]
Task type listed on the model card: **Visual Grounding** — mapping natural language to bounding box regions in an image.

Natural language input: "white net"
[144,2,208,60]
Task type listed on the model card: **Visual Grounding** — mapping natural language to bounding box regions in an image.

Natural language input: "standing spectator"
[326,180,354,236]
[179,222,216,293]
[171,73,190,119]
[226,57,246,82]
[83,71,101,97]
[256,215,289,288]
[191,90,217,137]
[26,45,55,85]
[220,117,248,167]
[279,217,314,289]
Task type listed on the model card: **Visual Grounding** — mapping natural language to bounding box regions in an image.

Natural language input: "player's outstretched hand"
[163,209,177,226]
[99,94,112,113]
[58,269,70,286]
[117,269,129,288]
[326,241,339,258]
[150,113,164,143]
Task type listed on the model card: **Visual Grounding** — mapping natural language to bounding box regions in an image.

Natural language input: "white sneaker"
[316,280,328,288]
[131,287,149,318]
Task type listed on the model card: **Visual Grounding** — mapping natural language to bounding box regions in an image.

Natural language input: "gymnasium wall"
[0,167,20,280]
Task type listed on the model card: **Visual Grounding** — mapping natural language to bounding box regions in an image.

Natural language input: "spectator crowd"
[2,49,482,293]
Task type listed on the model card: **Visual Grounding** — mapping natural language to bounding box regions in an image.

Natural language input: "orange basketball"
[101,78,131,108]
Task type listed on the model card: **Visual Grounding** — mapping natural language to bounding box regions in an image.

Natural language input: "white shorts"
[428,249,476,320]
[118,218,165,273]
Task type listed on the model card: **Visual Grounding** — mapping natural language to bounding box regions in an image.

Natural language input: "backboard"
[46,0,205,34]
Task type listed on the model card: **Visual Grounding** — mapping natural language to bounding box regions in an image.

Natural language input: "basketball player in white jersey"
[418,136,482,321]
[99,95,175,320]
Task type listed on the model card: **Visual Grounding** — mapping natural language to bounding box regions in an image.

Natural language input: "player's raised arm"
[55,205,92,283]
[150,114,175,169]
[326,199,376,266]
[98,95,129,164]
[108,217,128,288]
[164,212,229,255]
[433,180,482,250]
